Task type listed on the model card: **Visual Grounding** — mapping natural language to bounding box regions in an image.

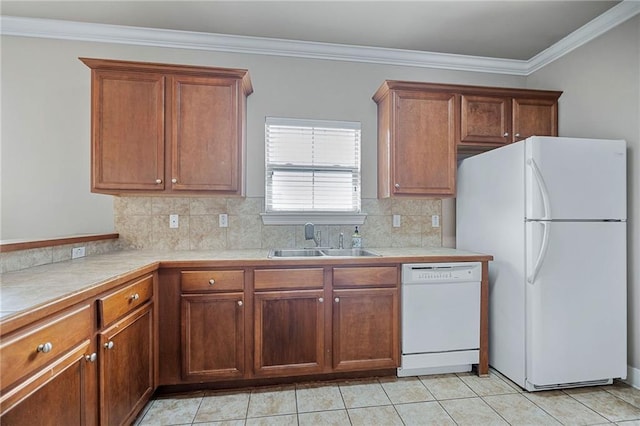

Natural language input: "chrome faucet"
[338,233,344,249]
[304,223,321,247]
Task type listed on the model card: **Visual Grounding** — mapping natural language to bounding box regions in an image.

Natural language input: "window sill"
[260,212,367,226]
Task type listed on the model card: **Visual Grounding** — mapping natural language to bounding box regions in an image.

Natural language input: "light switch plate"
[432,215,440,228]
[219,213,228,228]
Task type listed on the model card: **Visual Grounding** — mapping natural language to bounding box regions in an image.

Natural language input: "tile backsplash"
[0,238,122,273]
[114,197,443,250]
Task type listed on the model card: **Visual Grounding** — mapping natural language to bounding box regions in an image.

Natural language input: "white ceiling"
[0,1,625,61]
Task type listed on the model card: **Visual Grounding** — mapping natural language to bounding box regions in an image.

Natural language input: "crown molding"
[1,1,638,76]
[527,0,640,74]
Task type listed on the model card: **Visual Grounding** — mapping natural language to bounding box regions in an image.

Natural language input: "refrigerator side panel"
[457,142,527,387]
[525,137,627,220]
[525,221,627,388]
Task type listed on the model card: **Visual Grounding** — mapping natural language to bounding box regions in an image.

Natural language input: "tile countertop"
[0,247,492,325]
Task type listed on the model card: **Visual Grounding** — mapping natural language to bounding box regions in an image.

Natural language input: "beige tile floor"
[134,370,640,425]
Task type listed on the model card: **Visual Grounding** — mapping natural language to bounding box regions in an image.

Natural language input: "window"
[265,117,361,216]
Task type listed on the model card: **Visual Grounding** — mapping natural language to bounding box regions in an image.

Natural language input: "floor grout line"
[134,373,640,426]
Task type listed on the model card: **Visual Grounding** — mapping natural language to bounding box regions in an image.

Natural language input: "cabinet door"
[512,97,558,142]
[254,290,325,377]
[99,303,154,426]
[460,94,511,147]
[391,90,457,196]
[1,341,93,426]
[181,293,245,380]
[92,70,165,191]
[332,288,399,371]
[170,75,243,193]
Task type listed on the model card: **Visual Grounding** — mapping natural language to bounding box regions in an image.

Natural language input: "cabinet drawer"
[98,274,153,327]
[181,270,244,292]
[254,268,324,290]
[333,266,398,288]
[0,304,92,391]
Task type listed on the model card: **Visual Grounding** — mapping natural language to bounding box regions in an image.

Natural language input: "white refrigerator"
[456,136,627,391]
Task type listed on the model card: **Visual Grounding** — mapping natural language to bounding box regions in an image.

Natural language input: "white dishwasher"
[398,262,482,377]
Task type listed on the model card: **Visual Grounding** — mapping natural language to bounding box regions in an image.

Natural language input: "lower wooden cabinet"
[253,289,325,377]
[99,302,154,426]
[0,340,94,426]
[181,293,245,380]
[332,288,399,371]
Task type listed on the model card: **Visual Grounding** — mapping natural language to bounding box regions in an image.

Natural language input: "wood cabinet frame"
[80,58,252,196]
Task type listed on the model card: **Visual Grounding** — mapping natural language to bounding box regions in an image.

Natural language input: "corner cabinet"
[373,81,561,197]
[80,58,253,196]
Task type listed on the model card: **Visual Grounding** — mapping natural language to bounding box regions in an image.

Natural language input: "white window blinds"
[265,117,361,213]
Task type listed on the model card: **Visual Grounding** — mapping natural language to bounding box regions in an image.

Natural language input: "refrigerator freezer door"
[525,221,627,388]
[525,137,626,220]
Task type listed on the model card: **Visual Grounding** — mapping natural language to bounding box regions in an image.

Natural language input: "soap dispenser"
[351,226,362,248]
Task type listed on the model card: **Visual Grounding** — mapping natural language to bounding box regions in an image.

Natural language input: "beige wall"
[527,16,640,372]
[0,34,523,241]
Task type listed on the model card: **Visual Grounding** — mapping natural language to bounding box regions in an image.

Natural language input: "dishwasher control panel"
[402,262,481,284]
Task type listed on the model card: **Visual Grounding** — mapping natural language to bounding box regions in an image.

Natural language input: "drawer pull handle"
[237,300,243,307]
[155,179,162,184]
[209,279,215,286]
[334,297,340,303]
[85,353,97,363]
[171,178,178,184]
[104,341,114,350]
[129,293,140,301]
[37,342,53,353]
[503,132,509,137]
[318,297,324,303]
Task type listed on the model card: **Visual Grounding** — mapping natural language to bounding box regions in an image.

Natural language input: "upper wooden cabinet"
[80,58,253,195]
[373,81,561,197]
[460,87,560,154]
[374,83,458,198]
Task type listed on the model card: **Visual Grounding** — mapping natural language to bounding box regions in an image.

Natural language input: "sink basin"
[268,248,380,258]
[268,249,324,258]
[321,248,380,257]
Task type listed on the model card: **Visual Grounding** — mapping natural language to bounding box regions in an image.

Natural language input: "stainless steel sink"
[268,248,380,258]
[268,249,324,258]
[321,248,380,257]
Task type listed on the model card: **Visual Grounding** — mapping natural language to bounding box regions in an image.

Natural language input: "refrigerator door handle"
[528,221,550,285]
[527,158,551,220]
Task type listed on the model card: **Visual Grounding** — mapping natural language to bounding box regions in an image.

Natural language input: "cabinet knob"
[394,183,400,189]
[209,279,215,286]
[237,300,243,307]
[104,341,114,350]
[37,342,53,353]
[334,297,340,303]
[85,352,97,363]
[515,133,521,138]
[318,297,324,303]
[155,179,162,184]
[129,293,140,301]
[171,178,178,184]
[503,132,509,137]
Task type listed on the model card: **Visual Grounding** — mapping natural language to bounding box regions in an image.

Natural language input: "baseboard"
[626,365,640,389]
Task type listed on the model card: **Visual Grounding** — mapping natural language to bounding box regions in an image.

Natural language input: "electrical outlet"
[392,214,401,227]
[169,214,179,229]
[71,246,86,259]
[219,213,228,228]
[432,214,440,228]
